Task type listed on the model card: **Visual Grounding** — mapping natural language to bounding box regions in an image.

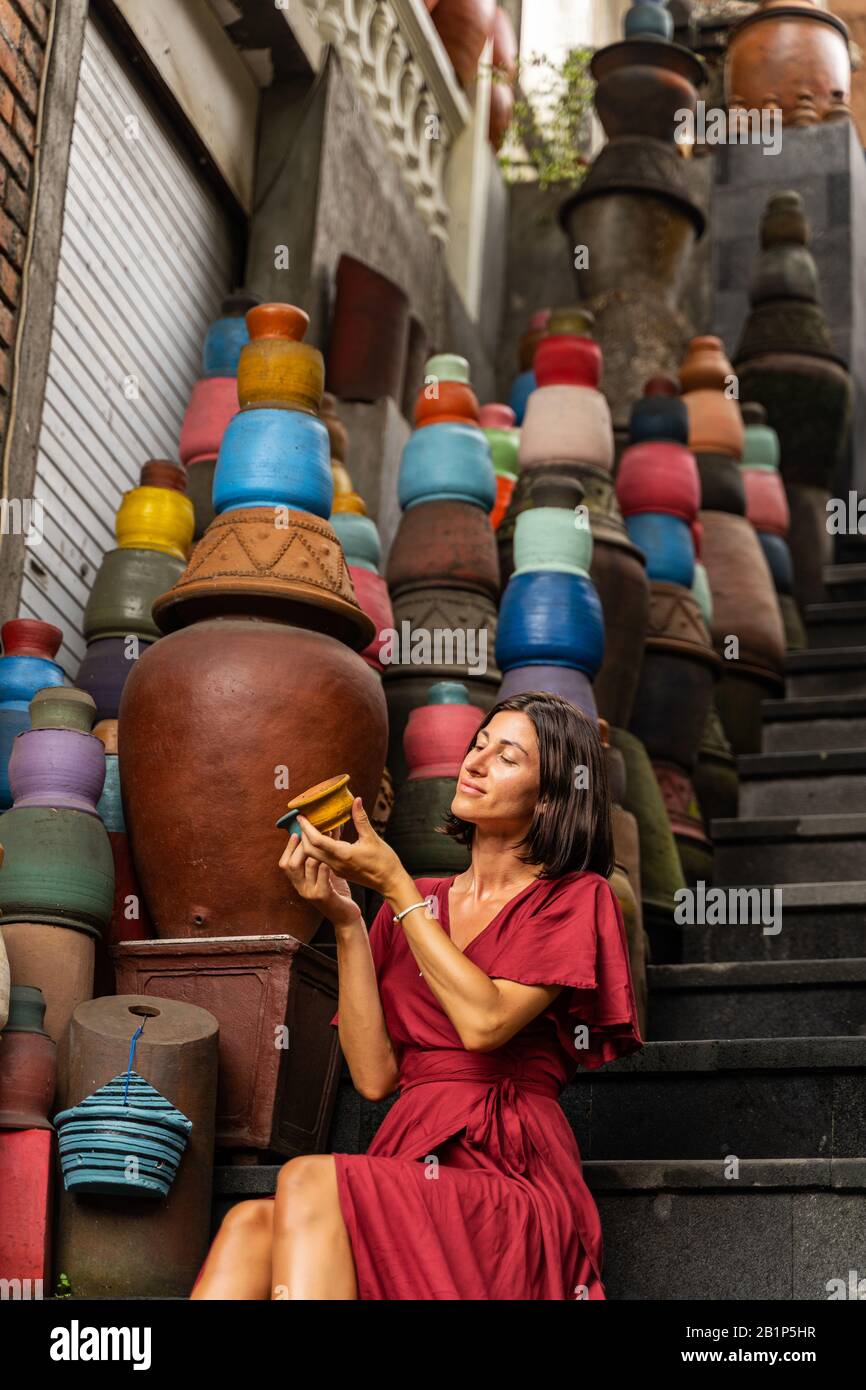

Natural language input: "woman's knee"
[221,1198,274,1239]
[275,1155,338,1229]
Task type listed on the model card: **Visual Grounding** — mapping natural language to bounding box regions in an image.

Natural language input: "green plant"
[55,1273,73,1298]
[498,48,596,190]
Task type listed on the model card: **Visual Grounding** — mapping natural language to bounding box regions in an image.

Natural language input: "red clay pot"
[2,619,62,660]
[534,334,602,389]
[386,498,500,600]
[616,440,701,522]
[349,566,395,673]
[327,256,410,404]
[742,468,790,536]
[415,379,481,428]
[138,460,187,492]
[179,377,239,467]
[725,0,851,126]
[433,0,497,87]
[404,689,484,779]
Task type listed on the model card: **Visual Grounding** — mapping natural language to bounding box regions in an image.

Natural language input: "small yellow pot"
[237,303,324,415]
[276,774,354,838]
[332,490,366,515]
[115,486,195,559]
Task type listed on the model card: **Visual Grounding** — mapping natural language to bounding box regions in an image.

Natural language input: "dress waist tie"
[398,1049,560,1175]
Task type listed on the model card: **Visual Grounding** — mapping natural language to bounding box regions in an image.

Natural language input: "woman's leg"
[271,1155,357,1300]
[190,1198,275,1300]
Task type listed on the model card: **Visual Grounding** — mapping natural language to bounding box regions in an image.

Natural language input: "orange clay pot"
[415,379,481,428]
[680,337,744,460]
[725,0,851,127]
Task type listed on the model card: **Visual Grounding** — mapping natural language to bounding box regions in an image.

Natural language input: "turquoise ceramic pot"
[509,370,536,425]
[0,655,65,810]
[625,512,695,587]
[55,1071,192,1197]
[513,506,593,575]
[213,409,332,518]
[202,316,249,378]
[692,561,714,627]
[97,753,125,833]
[398,422,495,513]
[331,512,382,573]
[625,1,674,39]
[496,570,605,677]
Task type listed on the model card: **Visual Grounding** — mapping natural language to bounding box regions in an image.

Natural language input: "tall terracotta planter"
[433,0,497,88]
[725,0,851,126]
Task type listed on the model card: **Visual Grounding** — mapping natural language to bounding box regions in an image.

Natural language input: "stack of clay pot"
[480,403,520,530]
[740,402,806,651]
[509,309,549,425]
[75,461,194,723]
[489,6,518,150]
[725,0,851,127]
[116,301,386,1163]
[0,620,65,810]
[496,479,604,717]
[600,720,648,1039]
[432,0,496,89]
[734,191,851,611]
[502,309,649,729]
[559,0,705,435]
[621,377,720,887]
[179,290,257,538]
[0,688,113,1058]
[384,353,499,787]
[325,400,394,674]
[119,302,386,941]
[91,719,152,995]
[0,984,57,1290]
[387,681,482,878]
[680,334,786,756]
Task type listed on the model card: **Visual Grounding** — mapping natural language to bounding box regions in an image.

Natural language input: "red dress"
[329,870,643,1301]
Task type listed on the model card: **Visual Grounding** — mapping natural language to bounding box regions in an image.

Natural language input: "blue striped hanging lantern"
[54,1069,192,1198]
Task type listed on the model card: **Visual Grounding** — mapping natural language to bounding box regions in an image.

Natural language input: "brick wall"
[0,0,48,443]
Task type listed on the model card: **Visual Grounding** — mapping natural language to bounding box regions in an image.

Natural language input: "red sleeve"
[489,874,644,1070]
[329,898,393,1029]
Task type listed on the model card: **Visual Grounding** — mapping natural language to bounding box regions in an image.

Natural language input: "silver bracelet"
[393,900,432,925]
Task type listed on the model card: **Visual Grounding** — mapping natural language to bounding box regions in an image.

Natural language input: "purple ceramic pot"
[9,727,106,815]
[76,638,154,721]
[498,664,598,719]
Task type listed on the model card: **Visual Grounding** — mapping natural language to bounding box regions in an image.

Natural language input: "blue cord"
[123,1020,147,1105]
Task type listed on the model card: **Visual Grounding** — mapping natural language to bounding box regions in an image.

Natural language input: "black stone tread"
[784,646,866,671]
[762,694,866,720]
[212,1158,866,1196]
[738,748,866,776]
[806,600,866,623]
[648,959,866,988]
[585,1036,866,1074]
[711,812,866,841]
[825,563,866,588]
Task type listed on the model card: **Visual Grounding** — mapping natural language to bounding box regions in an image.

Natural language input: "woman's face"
[450,710,541,833]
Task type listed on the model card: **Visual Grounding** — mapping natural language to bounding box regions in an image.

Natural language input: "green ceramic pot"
[386,777,470,877]
[29,687,96,733]
[610,727,685,918]
[84,548,187,643]
[0,805,114,934]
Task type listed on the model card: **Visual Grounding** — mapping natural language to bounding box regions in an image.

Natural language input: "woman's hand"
[279,826,361,930]
[293,797,404,898]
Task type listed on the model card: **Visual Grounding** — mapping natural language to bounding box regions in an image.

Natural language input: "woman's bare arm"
[332,917,400,1100]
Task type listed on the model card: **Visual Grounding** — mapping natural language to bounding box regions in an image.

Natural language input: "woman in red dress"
[191,691,643,1300]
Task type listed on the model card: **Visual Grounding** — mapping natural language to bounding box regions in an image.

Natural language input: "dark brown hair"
[442,691,614,879]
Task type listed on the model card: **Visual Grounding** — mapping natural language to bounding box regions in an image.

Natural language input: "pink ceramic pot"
[742,469,790,537]
[349,566,395,673]
[404,695,484,779]
[179,377,240,467]
[616,441,701,523]
[520,386,614,471]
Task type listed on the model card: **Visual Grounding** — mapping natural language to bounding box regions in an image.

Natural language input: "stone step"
[825,562,866,602]
[212,1158,866,1300]
[737,748,866,816]
[712,813,866,884]
[679,881,866,963]
[760,694,866,753]
[804,601,866,648]
[647,959,866,1040]
[785,647,866,698]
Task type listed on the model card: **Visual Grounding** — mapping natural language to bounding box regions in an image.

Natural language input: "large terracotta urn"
[119,307,387,943]
[725,0,851,127]
[432,0,497,89]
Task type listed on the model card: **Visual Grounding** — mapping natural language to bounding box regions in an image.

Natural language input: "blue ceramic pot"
[331,512,382,573]
[202,316,249,378]
[759,531,794,596]
[509,369,536,426]
[496,570,605,678]
[97,753,125,833]
[628,394,689,446]
[55,1071,192,1197]
[0,654,65,810]
[398,422,495,513]
[428,680,471,705]
[625,512,695,588]
[214,409,333,518]
[625,1,674,39]
[498,664,598,719]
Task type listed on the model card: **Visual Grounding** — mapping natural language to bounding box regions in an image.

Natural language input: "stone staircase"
[213,561,866,1299]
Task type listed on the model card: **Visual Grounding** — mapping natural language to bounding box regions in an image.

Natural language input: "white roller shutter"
[19,15,237,676]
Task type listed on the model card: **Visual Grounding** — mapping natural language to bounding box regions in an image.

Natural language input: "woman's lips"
[457,781,485,797]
